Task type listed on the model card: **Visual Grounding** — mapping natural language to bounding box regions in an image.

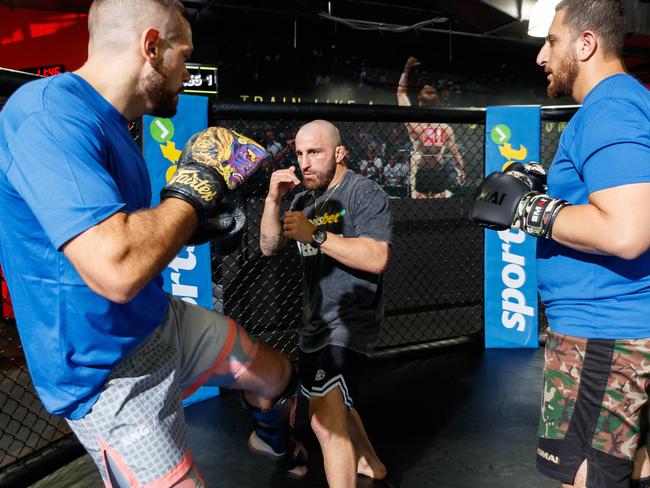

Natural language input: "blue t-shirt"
[0,73,169,419]
[537,74,650,339]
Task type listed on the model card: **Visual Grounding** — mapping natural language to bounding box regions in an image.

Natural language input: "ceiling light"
[527,0,561,37]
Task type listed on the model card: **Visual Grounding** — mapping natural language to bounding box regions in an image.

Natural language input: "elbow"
[373,257,389,274]
[608,231,650,260]
[260,241,278,257]
[612,242,649,260]
[92,269,142,304]
[370,248,390,274]
[90,243,143,303]
[108,276,142,303]
[614,248,645,261]
[104,288,137,305]
[259,230,282,257]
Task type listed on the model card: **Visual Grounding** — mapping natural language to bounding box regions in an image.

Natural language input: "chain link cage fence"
[208,103,576,357]
[0,70,577,484]
[208,104,487,362]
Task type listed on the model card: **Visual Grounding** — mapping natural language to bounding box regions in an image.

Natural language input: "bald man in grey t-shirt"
[260,120,392,487]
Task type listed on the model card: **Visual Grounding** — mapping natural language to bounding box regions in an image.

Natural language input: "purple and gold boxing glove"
[161,127,270,244]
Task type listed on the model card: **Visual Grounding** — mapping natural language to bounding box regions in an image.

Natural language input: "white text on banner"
[484,106,541,348]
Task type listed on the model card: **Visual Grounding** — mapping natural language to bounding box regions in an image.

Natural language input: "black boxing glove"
[503,161,547,192]
[189,195,246,256]
[470,162,569,238]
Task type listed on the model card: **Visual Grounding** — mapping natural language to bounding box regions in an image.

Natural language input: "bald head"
[295,120,346,191]
[296,120,342,148]
[88,0,188,53]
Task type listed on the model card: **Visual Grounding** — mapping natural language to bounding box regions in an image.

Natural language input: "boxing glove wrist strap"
[516,193,569,238]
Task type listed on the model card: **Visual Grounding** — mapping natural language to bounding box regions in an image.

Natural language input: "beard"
[142,58,180,118]
[547,50,578,99]
[303,164,336,191]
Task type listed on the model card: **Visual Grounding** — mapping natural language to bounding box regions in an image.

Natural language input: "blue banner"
[143,95,218,405]
[484,106,541,348]
[143,95,212,310]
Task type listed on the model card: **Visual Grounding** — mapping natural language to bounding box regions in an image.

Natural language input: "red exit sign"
[23,64,65,77]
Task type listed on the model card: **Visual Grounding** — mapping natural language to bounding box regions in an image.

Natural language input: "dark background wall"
[188,3,563,106]
[1,1,648,108]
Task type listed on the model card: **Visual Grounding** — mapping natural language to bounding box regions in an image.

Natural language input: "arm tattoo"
[261,232,285,253]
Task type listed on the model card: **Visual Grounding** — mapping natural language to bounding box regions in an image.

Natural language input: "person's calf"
[346,409,387,480]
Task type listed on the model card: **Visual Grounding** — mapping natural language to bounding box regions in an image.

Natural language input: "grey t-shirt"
[289,169,392,354]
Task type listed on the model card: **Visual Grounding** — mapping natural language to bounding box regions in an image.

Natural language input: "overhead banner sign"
[143,94,212,310]
[484,106,541,348]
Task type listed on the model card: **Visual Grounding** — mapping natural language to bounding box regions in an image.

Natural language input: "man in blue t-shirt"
[0,0,306,486]
[470,1,650,487]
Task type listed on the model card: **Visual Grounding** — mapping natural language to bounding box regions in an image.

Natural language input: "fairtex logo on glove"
[168,168,220,202]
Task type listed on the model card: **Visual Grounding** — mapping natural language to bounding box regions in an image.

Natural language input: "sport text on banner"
[484,106,541,348]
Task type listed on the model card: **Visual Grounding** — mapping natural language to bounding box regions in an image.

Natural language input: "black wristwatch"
[311,229,327,248]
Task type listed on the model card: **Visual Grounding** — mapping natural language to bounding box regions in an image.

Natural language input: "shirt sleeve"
[351,179,393,244]
[575,99,650,194]
[7,111,126,249]
[289,191,307,212]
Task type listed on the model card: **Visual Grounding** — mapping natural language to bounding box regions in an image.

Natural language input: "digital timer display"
[183,64,218,96]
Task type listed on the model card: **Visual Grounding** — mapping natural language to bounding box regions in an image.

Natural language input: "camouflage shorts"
[536,331,650,487]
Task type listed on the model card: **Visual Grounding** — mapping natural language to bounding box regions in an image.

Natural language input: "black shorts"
[297,345,368,410]
[415,166,452,195]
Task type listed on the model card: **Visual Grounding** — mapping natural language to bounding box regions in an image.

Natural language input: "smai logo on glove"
[476,184,507,206]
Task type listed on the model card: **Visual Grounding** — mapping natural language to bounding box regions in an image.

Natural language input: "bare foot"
[357,455,388,480]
